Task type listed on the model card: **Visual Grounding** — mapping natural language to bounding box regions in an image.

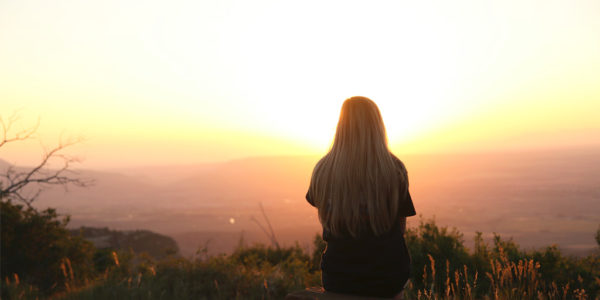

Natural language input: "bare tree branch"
[0,112,39,148]
[0,113,92,209]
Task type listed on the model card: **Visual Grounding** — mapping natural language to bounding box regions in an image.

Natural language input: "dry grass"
[407,245,596,300]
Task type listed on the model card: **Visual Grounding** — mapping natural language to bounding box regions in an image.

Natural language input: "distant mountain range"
[2,146,599,257]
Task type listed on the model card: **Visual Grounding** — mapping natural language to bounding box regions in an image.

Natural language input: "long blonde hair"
[308,96,408,238]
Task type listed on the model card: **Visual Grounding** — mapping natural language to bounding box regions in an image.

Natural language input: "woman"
[306,96,416,299]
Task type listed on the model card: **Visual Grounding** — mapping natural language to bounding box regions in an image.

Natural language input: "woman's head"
[332,96,389,154]
[309,96,407,238]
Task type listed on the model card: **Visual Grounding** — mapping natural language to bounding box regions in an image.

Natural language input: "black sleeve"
[399,190,416,217]
[306,190,315,207]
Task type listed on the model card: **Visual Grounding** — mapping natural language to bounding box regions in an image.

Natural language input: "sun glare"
[0,0,599,167]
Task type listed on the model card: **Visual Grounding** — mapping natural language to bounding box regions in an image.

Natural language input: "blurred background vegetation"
[2,200,599,299]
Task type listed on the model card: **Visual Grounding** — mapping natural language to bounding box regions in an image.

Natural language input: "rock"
[284,287,402,300]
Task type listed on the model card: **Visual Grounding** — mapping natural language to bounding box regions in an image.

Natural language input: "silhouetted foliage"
[0,201,95,295]
[405,217,473,294]
[58,241,322,300]
[404,218,600,299]
[0,113,91,209]
[3,215,599,299]
[311,233,326,272]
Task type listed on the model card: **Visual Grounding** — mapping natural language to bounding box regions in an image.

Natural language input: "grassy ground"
[3,219,599,299]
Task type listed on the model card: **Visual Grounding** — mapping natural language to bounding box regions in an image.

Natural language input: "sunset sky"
[1,0,599,169]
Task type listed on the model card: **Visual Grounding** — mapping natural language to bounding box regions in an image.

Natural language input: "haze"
[1,0,599,169]
[7,147,596,258]
[1,0,599,261]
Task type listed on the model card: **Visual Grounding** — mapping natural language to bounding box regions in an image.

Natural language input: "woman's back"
[307,183,415,298]
[307,96,417,298]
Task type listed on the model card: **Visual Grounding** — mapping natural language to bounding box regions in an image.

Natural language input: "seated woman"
[306,96,416,299]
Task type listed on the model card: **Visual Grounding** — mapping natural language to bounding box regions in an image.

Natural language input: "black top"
[306,190,416,298]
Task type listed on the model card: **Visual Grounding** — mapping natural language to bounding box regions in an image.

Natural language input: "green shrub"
[61,242,323,300]
[1,201,95,295]
[404,218,600,299]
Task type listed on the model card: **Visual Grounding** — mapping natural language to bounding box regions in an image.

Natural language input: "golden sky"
[1,0,599,168]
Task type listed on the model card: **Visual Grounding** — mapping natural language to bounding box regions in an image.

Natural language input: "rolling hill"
[2,147,599,257]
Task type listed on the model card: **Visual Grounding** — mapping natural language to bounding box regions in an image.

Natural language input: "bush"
[61,242,323,300]
[1,201,96,296]
[4,206,599,299]
[404,218,600,299]
[405,218,472,294]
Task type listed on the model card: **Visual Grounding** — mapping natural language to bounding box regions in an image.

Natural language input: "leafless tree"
[0,112,92,209]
